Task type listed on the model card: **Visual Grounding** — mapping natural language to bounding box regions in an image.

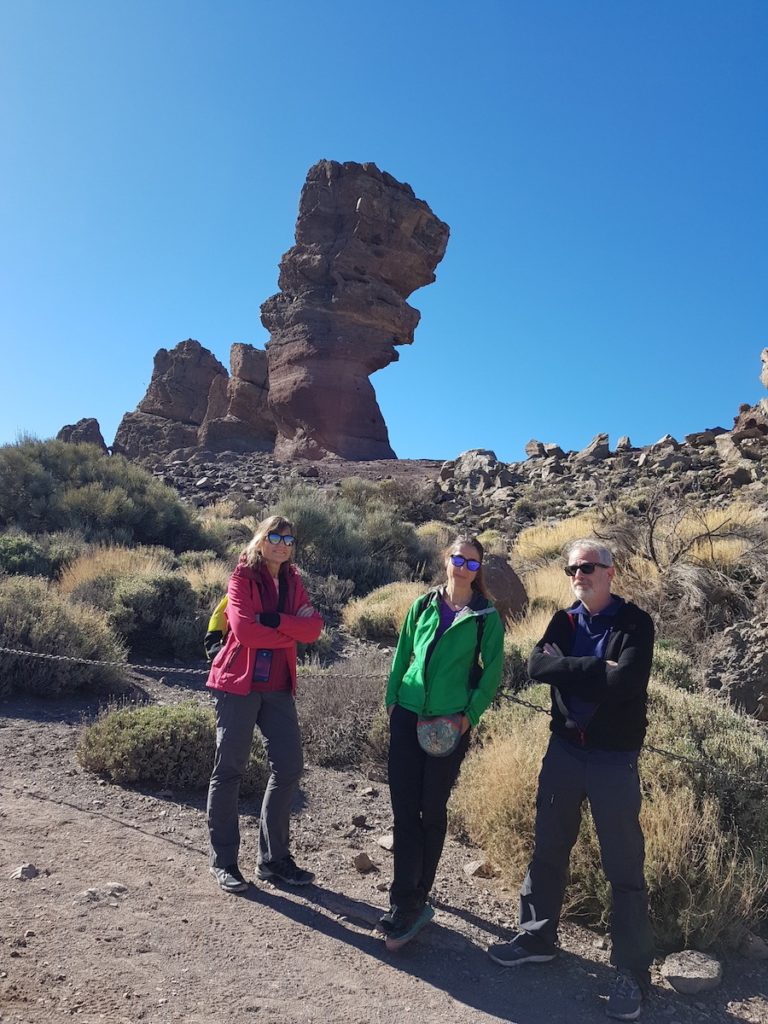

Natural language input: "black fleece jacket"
[527,600,654,751]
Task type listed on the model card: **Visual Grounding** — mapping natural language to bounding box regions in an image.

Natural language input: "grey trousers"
[520,735,655,974]
[207,689,304,869]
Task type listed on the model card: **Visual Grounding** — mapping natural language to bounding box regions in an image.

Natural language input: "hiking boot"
[210,863,248,893]
[384,904,435,950]
[606,969,644,1020]
[257,855,315,886]
[487,931,558,966]
[377,905,419,934]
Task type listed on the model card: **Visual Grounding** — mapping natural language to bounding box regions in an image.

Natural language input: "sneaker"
[377,905,416,935]
[210,863,248,893]
[487,931,558,966]
[257,855,315,886]
[606,969,644,1021]
[384,904,435,950]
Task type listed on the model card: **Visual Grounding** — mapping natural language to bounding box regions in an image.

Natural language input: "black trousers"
[520,735,655,973]
[387,704,471,912]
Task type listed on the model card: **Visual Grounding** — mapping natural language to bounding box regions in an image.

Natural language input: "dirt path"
[1,686,767,1024]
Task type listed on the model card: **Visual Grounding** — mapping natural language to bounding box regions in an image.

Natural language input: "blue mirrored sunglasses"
[267,532,295,546]
[450,554,481,572]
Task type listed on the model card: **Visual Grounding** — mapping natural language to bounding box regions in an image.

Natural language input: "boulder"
[56,418,108,452]
[761,347,768,390]
[452,449,501,493]
[482,554,528,625]
[261,160,449,460]
[705,618,768,718]
[660,950,723,994]
[574,433,610,462]
[525,439,546,459]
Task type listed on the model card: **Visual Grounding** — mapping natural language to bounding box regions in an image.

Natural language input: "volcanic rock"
[114,340,227,459]
[260,160,449,460]
[56,418,107,452]
[705,617,768,719]
[198,344,276,452]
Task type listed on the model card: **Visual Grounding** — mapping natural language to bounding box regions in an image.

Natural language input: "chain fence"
[2,644,768,790]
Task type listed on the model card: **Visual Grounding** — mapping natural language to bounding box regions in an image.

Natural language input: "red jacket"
[206,560,323,697]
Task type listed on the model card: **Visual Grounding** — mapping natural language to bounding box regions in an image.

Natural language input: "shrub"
[0,439,207,550]
[59,545,177,595]
[513,512,598,562]
[452,682,768,950]
[296,651,390,768]
[275,481,431,595]
[652,642,696,690]
[179,558,233,614]
[0,575,127,698]
[342,582,425,642]
[109,572,200,659]
[77,702,267,792]
[0,530,51,576]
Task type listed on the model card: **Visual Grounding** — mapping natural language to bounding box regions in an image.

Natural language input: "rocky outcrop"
[705,618,768,720]
[261,160,449,461]
[113,339,276,459]
[199,344,276,452]
[114,340,227,459]
[56,418,108,452]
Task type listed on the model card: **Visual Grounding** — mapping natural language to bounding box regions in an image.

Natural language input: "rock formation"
[113,339,276,459]
[113,340,227,459]
[261,160,449,460]
[56,418,108,452]
[199,344,275,452]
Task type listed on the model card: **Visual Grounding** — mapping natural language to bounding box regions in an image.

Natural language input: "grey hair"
[566,538,614,566]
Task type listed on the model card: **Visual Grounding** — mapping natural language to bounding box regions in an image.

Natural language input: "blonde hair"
[444,535,490,599]
[242,514,296,574]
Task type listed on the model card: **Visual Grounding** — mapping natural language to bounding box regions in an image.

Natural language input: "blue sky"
[1,1,765,462]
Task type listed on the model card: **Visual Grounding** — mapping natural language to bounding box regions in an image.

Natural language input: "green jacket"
[385,588,504,726]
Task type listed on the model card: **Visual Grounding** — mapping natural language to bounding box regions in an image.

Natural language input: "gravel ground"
[1,673,766,1024]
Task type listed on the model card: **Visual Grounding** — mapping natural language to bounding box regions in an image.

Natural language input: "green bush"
[652,641,696,690]
[275,481,431,595]
[77,702,268,792]
[452,682,768,950]
[0,575,127,698]
[0,531,51,576]
[109,572,200,659]
[0,439,207,551]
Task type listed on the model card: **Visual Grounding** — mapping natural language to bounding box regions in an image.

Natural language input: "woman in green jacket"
[380,535,504,949]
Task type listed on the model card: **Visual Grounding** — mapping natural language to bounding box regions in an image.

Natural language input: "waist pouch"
[416,714,463,757]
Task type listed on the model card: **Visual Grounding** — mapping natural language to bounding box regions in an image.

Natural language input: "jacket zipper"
[225,643,242,671]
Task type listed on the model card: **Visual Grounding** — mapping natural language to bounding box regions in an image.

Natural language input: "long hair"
[444,535,490,599]
[242,514,296,575]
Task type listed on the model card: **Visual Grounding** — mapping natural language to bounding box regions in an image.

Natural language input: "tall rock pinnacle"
[261,160,449,460]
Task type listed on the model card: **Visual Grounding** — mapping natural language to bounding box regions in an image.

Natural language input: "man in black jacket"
[488,539,655,1021]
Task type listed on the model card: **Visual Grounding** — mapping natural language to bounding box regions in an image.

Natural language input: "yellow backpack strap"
[207,595,229,634]
[204,596,229,660]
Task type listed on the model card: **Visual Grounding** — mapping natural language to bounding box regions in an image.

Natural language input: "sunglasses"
[266,532,295,546]
[450,554,481,572]
[564,561,609,577]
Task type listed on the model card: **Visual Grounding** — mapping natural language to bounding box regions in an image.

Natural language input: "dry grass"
[452,681,768,950]
[415,520,453,552]
[504,606,558,653]
[514,513,598,563]
[522,562,573,609]
[179,559,232,609]
[58,545,175,595]
[342,582,425,642]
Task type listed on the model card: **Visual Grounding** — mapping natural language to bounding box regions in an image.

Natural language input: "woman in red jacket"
[206,514,323,893]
